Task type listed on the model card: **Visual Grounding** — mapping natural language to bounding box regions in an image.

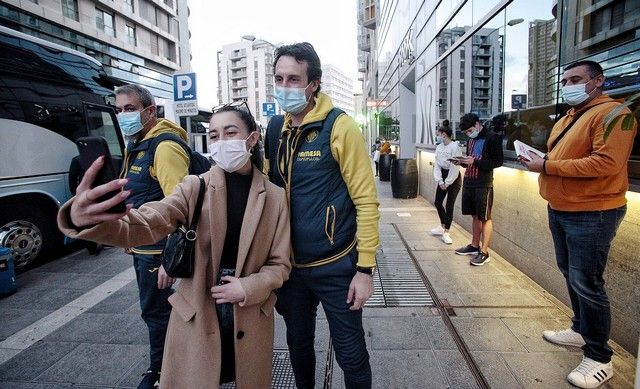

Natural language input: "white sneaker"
[430,225,445,236]
[542,328,586,347]
[441,232,453,244]
[567,357,612,388]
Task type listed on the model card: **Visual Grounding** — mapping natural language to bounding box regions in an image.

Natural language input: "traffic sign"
[173,73,197,101]
[262,102,276,117]
[173,73,198,116]
[512,94,527,110]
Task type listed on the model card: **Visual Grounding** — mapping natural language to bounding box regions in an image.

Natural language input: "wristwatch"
[356,266,375,275]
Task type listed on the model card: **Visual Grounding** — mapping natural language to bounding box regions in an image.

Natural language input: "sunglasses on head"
[212,100,251,114]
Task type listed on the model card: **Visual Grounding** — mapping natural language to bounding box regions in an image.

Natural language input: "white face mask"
[467,126,480,139]
[208,136,251,173]
[561,80,593,106]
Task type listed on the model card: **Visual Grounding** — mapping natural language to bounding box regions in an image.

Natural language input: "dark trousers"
[216,268,236,384]
[276,252,372,389]
[374,162,379,176]
[434,174,461,229]
[133,253,173,372]
[547,205,626,363]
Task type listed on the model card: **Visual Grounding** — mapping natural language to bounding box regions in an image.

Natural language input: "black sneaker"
[138,370,160,389]
[470,251,490,266]
[455,244,479,256]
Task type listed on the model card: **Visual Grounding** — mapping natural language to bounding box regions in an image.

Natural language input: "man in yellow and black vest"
[115,84,190,389]
[265,43,379,388]
[265,42,380,389]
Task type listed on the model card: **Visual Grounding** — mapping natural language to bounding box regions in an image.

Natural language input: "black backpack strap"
[148,133,192,170]
[265,115,285,182]
[549,101,608,152]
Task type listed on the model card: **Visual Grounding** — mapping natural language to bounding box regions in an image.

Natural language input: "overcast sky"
[188,0,359,109]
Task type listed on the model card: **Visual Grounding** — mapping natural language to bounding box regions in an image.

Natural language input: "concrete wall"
[417,148,640,356]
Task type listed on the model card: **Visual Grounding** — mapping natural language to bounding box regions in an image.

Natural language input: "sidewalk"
[353,179,637,388]
[0,178,636,388]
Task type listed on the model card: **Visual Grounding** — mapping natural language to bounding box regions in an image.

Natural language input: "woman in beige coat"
[58,104,291,388]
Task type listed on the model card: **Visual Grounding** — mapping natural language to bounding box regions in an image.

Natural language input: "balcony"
[231,81,247,89]
[230,50,246,59]
[230,71,247,79]
[358,31,371,52]
[359,0,377,29]
[230,60,247,70]
[232,90,248,99]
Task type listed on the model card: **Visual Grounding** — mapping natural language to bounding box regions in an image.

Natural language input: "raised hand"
[70,156,132,227]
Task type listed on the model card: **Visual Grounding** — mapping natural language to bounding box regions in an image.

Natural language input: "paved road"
[0,179,636,388]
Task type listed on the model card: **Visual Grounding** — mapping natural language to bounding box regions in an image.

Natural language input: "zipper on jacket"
[324,205,336,245]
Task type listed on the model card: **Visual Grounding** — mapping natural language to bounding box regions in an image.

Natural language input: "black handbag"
[162,176,206,278]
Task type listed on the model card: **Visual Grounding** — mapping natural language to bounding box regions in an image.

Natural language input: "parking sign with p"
[173,73,198,116]
[173,73,197,101]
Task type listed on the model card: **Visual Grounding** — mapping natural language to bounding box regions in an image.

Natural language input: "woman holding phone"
[430,121,462,244]
[57,103,291,388]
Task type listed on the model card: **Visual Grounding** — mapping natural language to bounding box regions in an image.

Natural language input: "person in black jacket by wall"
[451,113,503,266]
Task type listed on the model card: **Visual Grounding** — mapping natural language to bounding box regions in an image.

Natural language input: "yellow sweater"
[539,94,637,211]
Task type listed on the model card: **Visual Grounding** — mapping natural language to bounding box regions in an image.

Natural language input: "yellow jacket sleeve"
[152,141,190,196]
[330,115,380,267]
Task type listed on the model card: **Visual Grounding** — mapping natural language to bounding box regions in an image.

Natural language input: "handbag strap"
[188,176,206,232]
[549,101,607,152]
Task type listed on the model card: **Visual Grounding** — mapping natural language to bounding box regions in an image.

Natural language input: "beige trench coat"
[58,166,291,388]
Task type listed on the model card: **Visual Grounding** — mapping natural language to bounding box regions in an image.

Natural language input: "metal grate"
[366,229,434,307]
[219,349,296,388]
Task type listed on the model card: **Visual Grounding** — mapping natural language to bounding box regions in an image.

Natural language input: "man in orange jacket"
[520,60,637,389]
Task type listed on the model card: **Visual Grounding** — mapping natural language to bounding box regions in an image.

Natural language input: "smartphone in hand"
[76,136,126,213]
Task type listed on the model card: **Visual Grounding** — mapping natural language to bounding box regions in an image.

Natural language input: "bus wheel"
[0,206,61,269]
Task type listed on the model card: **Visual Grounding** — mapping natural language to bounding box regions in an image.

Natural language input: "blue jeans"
[133,253,173,372]
[276,251,372,389]
[548,206,626,363]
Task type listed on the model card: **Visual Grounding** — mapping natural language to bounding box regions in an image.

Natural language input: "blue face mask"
[118,107,149,136]
[274,84,311,114]
[435,135,443,144]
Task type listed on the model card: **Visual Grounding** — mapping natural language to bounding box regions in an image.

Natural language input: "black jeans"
[276,252,371,389]
[216,268,236,384]
[434,173,462,229]
[133,253,173,372]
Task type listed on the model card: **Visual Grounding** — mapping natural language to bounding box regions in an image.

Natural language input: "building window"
[151,34,159,56]
[126,25,136,46]
[124,0,134,13]
[163,0,174,9]
[156,10,169,32]
[61,0,79,21]
[96,9,115,37]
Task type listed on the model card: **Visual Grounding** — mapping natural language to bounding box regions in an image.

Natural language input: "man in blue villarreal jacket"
[265,42,380,389]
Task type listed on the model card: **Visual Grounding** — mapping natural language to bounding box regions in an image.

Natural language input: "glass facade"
[369,0,639,182]
[0,4,173,100]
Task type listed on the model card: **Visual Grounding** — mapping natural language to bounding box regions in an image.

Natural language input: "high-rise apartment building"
[437,27,503,122]
[528,19,556,107]
[0,0,191,102]
[321,64,355,117]
[216,36,276,128]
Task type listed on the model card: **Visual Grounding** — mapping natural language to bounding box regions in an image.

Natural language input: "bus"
[0,25,125,268]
